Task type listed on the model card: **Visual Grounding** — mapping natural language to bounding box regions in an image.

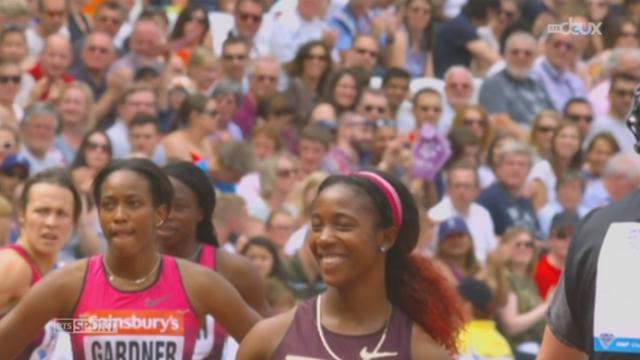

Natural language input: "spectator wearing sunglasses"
[356,87,390,124]
[25,0,70,57]
[532,32,588,113]
[563,97,593,141]
[344,34,380,75]
[0,60,23,128]
[535,210,579,301]
[479,31,552,128]
[587,73,639,153]
[226,0,269,58]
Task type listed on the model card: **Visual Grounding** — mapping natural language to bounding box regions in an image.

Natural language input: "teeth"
[320,256,345,266]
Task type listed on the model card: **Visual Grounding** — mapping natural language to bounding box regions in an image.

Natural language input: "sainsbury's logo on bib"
[73,310,187,360]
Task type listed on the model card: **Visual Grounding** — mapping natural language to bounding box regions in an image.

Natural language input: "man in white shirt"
[441,66,476,134]
[270,0,333,63]
[587,73,638,153]
[25,0,70,57]
[428,161,497,264]
[19,103,65,176]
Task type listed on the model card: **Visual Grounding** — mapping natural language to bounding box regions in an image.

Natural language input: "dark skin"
[158,176,271,316]
[237,183,450,359]
[0,170,261,358]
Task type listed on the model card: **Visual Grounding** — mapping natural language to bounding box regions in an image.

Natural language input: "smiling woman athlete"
[0,159,261,359]
[159,161,270,359]
[0,168,81,359]
[238,170,464,359]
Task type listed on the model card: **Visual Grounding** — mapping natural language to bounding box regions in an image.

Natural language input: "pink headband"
[354,171,403,228]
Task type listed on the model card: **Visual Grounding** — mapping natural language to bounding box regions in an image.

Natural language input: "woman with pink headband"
[238,170,464,359]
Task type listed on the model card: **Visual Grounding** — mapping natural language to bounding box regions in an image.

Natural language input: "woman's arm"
[497,292,548,337]
[0,260,86,358]
[523,179,548,212]
[0,251,32,314]
[411,323,452,360]
[218,250,272,317]
[538,326,588,360]
[237,309,296,360]
[181,260,262,342]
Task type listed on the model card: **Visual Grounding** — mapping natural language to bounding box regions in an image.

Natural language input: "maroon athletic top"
[272,297,412,359]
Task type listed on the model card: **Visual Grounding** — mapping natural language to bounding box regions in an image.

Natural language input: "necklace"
[103,255,161,285]
[316,294,398,360]
[188,244,203,262]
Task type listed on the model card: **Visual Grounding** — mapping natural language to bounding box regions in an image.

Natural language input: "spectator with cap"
[429,161,497,265]
[457,278,514,360]
[535,210,579,301]
[432,216,481,286]
[433,0,501,79]
[0,126,19,166]
[0,153,29,202]
[478,31,552,129]
[19,102,65,175]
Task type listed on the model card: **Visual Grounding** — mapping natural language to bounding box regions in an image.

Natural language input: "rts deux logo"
[548,18,603,36]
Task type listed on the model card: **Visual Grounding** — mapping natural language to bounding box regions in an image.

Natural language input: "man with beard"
[322,112,372,175]
[478,31,552,128]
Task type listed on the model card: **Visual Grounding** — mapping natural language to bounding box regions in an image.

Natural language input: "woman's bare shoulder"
[411,323,453,360]
[237,306,297,360]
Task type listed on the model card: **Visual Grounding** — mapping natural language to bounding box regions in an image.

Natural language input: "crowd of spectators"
[0,0,639,358]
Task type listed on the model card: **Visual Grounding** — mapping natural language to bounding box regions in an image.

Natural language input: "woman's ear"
[155,204,169,227]
[379,226,399,252]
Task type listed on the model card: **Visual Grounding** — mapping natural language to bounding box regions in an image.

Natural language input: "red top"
[193,244,229,359]
[28,64,74,100]
[534,255,562,299]
[71,255,200,359]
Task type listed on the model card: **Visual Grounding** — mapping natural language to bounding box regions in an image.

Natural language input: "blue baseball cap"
[0,154,29,176]
[438,217,470,243]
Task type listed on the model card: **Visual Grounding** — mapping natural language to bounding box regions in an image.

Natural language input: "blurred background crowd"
[0,0,639,358]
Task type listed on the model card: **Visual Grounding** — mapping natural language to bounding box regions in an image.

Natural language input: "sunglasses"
[364,105,386,114]
[567,114,593,123]
[256,75,278,83]
[463,118,486,127]
[0,76,20,84]
[238,12,262,23]
[223,54,247,62]
[277,168,297,178]
[537,125,557,133]
[87,142,109,152]
[355,48,378,58]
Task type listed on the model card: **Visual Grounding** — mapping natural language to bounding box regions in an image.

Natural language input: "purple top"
[233,95,258,138]
[272,297,412,359]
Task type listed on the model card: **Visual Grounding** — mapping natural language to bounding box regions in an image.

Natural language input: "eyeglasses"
[613,89,635,98]
[364,105,386,114]
[552,41,574,51]
[87,45,109,54]
[537,125,557,133]
[514,240,535,249]
[87,141,109,152]
[355,48,378,58]
[0,75,20,84]
[463,118,486,127]
[508,48,534,57]
[256,75,278,83]
[238,12,262,23]
[223,54,247,62]
[277,168,297,178]
[567,114,593,123]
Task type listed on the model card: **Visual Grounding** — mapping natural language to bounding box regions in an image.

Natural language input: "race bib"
[594,222,640,353]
